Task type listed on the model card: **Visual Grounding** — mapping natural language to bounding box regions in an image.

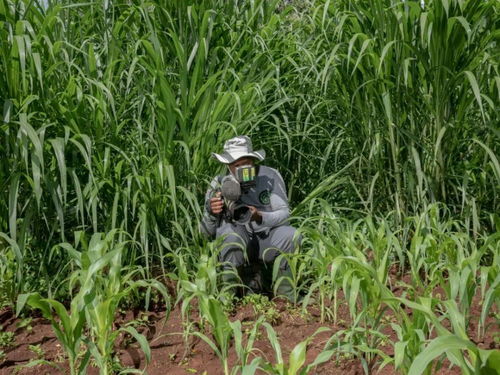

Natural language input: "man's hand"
[209,192,224,215]
[248,206,262,224]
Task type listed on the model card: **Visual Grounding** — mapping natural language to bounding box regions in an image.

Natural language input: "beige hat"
[212,135,265,164]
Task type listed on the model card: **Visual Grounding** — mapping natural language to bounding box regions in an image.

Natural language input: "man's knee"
[220,248,245,269]
[216,224,248,268]
[261,226,301,264]
[217,223,247,247]
[270,225,301,253]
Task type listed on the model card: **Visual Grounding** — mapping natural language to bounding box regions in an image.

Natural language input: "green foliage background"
[0,0,498,304]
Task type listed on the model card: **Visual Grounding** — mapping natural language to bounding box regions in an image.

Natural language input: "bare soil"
[0,277,498,375]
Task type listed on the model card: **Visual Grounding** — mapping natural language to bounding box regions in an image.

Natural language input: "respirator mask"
[218,165,257,225]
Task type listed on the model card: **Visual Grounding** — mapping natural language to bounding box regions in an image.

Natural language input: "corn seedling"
[65,231,169,375]
[254,324,334,375]
[16,292,90,375]
[193,296,234,375]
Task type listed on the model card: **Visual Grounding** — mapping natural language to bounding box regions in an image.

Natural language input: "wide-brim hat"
[212,135,265,164]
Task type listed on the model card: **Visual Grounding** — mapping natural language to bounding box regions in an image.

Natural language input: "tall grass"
[0,0,294,296]
[1,0,498,288]
[271,0,499,222]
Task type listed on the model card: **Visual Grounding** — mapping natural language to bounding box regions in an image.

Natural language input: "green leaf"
[241,357,263,375]
[43,298,72,339]
[408,335,476,375]
[263,322,283,365]
[16,293,35,316]
[464,71,484,122]
[288,340,307,375]
[479,349,500,375]
[303,349,334,373]
[121,326,151,363]
[394,341,408,369]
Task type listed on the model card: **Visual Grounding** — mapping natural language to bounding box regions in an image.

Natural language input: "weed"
[241,294,280,324]
[28,344,45,359]
[16,317,33,334]
[0,331,14,348]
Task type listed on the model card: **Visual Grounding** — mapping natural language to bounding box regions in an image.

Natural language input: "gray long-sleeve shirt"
[200,166,290,238]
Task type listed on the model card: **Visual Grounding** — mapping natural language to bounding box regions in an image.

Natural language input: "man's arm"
[199,177,221,238]
[259,169,290,227]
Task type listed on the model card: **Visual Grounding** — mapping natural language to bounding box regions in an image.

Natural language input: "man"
[200,135,300,302]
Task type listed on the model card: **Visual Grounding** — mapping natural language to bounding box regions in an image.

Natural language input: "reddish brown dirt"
[0,282,498,375]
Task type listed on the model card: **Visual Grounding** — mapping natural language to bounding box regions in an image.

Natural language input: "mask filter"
[235,165,257,189]
[220,175,241,201]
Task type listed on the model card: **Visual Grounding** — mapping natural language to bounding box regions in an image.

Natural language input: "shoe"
[240,263,264,296]
[247,270,263,295]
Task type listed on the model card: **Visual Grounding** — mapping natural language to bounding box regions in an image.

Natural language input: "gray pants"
[216,223,300,271]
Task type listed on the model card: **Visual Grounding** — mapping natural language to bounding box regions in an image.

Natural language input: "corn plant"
[249,323,334,375]
[297,215,352,322]
[271,251,308,305]
[323,320,394,374]
[193,295,234,375]
[0,233,26,305]
[67,231,169,375]
[231,316,266,374]
[0,237,17,307]
[193,295,272,375]
[293,201,500,373]
[168,245,236,359]
[391,296,500,374]
[16,293,90,375]
[408,335,500,375]
[328,256,397,371]
[18,230,170,375]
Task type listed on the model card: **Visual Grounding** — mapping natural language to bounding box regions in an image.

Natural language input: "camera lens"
[233,205,251,224]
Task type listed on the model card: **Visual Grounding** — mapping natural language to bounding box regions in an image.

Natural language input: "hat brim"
[212,149,265,164]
